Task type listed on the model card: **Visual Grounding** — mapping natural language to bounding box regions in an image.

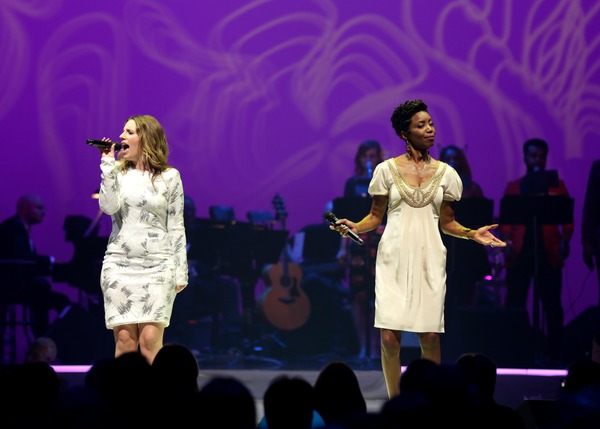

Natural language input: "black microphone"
[86,139,123,151]
[324,211,364,245]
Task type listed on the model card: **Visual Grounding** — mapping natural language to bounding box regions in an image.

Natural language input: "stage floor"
[54,362,565,422]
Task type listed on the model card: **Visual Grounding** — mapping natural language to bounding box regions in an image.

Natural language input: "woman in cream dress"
[331,100,505,398]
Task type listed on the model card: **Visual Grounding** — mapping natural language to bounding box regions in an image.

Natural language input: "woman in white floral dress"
[330,100,506,398]
[98,115,188,364]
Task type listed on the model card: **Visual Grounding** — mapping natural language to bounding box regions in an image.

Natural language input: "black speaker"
[46,304,114,364]
[445,307,532,367]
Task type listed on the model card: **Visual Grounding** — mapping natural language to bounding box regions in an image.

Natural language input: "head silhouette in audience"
[561,357,600,394]
[196,376,256,429]
[262,375,320,429]
[151,342,200,397]
[456,352,527,429]
[399,358,438,394]
[555,357,600,428]
[314,361,367,426]
[4,362,62,427]
[24,336,58,364]
[100,351,154,426]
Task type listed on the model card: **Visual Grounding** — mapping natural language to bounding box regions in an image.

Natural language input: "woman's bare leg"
[113,324,139,358]
[380,328,402,398]
[138,322,164,364]
[418,332,441,363]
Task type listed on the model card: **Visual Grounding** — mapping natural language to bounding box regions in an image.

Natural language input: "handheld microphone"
[366,160,373,178]
[324,211,364,245]
[86,139,123,151]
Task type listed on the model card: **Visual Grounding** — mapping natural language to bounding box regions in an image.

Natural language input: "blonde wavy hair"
[118,115,170,185]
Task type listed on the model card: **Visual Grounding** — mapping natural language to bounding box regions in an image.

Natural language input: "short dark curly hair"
[390,99,428,137]
[523,138,548,155]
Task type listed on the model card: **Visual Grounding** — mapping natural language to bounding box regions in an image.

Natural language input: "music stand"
[333,197,374,224]
[186,222,228,273]
[300,225,342,266]
[453,198,494,227]
[500,194,574,358]
[71,237,108,298]
[188,224,288,321]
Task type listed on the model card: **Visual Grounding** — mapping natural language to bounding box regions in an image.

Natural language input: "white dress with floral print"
[99,158,188,329]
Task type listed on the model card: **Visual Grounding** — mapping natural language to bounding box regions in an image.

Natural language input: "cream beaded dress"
[368,158,462,332]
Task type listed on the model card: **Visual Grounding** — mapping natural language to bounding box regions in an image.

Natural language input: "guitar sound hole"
[280,276,300,297]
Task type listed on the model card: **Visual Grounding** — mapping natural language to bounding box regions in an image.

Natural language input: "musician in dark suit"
[582,159,600,306]
[0,194,70,338]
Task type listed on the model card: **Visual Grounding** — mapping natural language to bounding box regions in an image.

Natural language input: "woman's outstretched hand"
[472,224,507,248]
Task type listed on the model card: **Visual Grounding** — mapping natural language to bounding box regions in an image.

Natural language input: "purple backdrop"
[1,0,599,331]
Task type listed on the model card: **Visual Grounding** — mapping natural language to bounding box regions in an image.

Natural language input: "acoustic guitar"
[258,194,311,330]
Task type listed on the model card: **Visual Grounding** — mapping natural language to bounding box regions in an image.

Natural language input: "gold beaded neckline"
[386,159,446,208]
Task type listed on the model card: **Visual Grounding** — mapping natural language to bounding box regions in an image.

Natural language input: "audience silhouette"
[195,376,257,429]
[553,357,600,428]
[4,361,62,428]
[313,361,367,427]
[455,353,527,429]
[259,374,325,429]
[24,336,58,364]
[151,342,200,397]
[6,342,600,428]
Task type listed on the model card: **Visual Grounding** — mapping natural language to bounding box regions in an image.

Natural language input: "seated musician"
[0,194,70,338]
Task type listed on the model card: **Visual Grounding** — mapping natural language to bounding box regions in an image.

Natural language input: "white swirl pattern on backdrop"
[0,0,598,324]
